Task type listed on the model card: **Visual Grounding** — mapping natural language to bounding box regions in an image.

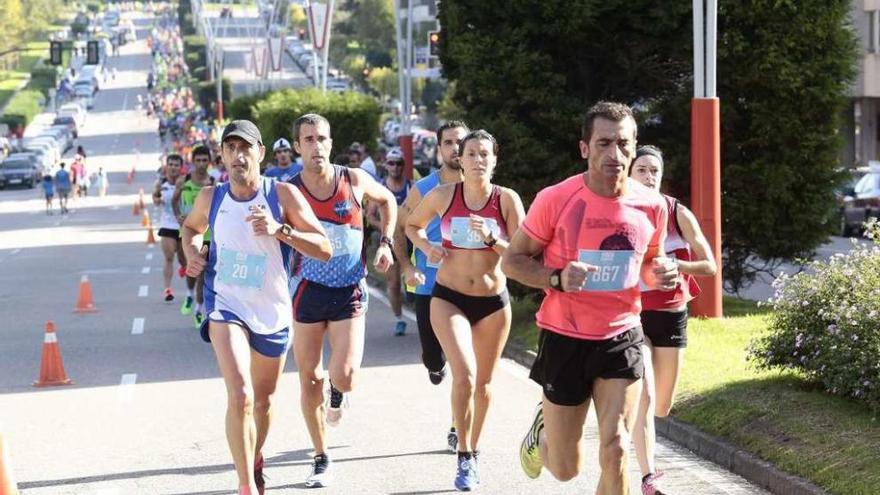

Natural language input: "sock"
[194,302,202,314]
[457,451,473,460]
[187,288,193,298]
[642,473,655,483]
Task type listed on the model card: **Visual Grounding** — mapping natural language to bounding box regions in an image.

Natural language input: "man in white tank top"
[182,120,333,495]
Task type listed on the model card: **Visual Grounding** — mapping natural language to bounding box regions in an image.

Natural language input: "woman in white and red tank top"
[630,145,718,494]
[405,130,526,491]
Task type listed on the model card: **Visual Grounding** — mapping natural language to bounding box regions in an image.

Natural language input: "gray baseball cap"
[221,120,263,146]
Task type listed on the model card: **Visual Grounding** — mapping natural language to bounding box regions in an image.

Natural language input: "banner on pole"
[306,1,334,51]
[268,37,283,71]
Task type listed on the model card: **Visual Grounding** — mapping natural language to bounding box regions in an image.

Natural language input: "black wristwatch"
[279,223,294,237]
[379,235,394,248]
[483,233,498,248]
[549,269,564,291]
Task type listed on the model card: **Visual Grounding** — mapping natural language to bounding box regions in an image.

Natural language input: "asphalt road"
[0,10,770,495]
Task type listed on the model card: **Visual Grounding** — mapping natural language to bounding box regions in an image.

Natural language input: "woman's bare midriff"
[434,249,506,296]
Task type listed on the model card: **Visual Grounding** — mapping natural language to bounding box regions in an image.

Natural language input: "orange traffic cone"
[132,200,141,216]
[126,165,136,185]
[137,188,146,210]
[141,209,150,227]
[33,321,73,387]
[146,223,156,245]
[73,275,98,313]
[0,430,18,495]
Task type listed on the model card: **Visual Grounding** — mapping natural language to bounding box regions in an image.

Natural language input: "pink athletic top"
[522,175,667,340]
[641,195,701,310]
[440,183,508,251]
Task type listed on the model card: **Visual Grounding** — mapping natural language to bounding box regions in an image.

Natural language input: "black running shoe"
[305,453,331,488]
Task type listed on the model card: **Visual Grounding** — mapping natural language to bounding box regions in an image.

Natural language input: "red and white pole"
[690,0,723,317]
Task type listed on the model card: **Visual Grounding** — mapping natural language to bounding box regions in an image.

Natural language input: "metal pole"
[690,0,722,318]
[321,0,335,91]
[706,0,717,97]
[216,52,224,121]
[693,0,704,98]
[404,0,413,135]
[393,0,405,109]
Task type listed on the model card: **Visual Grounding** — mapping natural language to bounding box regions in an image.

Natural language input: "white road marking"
[118,373,136,403]
[145,253,153,260]
[138,285,148,297]
[131,317,144,335]
[141,266,150,274]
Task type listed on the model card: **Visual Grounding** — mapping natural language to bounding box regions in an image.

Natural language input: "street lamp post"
[691,0,722,317]
[394,0,415,180]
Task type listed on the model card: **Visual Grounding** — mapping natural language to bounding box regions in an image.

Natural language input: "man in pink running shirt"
[502,101,679,494]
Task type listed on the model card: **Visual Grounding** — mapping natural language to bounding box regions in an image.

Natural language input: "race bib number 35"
[578,249,641,292]
[217,247,267,289]
[450,217,499,249]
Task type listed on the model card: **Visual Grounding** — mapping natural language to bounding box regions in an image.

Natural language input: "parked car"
[41,125,75,153]
[0,153,42,189]
[23,137,62,163]
[52,115,79,138]
[839,163,879,236]
[20,144,57,174]
[58,103,87,129]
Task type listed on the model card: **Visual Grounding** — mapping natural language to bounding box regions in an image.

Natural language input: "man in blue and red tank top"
[287,113,398,488]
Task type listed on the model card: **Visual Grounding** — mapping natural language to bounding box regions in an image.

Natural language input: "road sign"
[415,46,428,65]
[50,41,63,65]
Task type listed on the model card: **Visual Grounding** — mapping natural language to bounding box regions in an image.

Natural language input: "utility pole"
[691,0,722,317]
[394,0,415,180]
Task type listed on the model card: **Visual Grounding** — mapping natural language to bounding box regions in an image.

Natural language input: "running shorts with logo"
[198,178,293,358]
[288,165,368,322]
[521,175,667,404]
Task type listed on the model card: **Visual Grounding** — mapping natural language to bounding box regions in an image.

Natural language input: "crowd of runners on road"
[135,8,716,495]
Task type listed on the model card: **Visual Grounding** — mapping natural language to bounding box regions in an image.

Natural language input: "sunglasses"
[386,160,405,167]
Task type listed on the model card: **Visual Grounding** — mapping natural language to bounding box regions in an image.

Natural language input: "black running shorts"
[641,309,688,348]
[529,327,644,406]
[157,228,180,239]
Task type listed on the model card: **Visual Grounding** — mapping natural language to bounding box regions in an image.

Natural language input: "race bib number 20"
[217,248,267,289]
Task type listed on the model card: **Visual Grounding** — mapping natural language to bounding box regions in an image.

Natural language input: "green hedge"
[191,66,208,82]
[227,92,266,122]
[196,78,232,117]
[249,88,381,158]
[183,35,207,69]
[29,65,58,97]
[0,90,45,129]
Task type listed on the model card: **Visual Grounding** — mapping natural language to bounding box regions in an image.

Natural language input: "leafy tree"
[438,0,857,292]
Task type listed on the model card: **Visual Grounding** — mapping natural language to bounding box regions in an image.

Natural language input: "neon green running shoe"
[520,402,544,479]
[180,296,193,315]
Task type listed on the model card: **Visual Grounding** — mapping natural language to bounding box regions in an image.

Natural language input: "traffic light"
[428,31,440,58]
[86,40,99,65]
[50,41,63,66]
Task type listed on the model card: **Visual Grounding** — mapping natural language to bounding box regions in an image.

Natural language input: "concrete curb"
[500,343,829,495]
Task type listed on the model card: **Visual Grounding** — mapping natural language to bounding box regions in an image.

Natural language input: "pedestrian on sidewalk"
[629,145,717,495]
[406,129,525,491]
[287,113,397,488]
[42,174,55,215]
[502,102,678,494]
[182,120,331,495]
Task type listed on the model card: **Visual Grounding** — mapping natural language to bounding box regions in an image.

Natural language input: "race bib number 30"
[217,248,267,289]
[578,250,641,292]
[450,217,499,249]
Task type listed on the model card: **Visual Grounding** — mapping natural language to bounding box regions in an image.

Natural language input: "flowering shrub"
[749,221,880,412]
